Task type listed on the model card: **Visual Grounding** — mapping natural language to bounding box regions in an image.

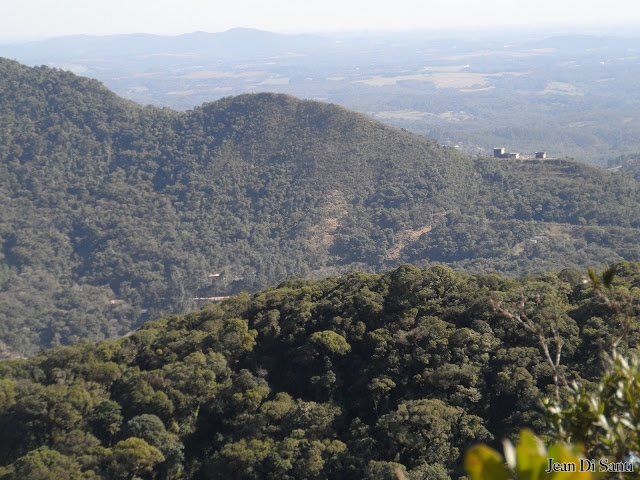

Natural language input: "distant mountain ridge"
[4,28,640,165]
[0,28,332,61]
[1,57,640,355]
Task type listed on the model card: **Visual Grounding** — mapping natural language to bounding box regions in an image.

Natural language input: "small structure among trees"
[493,147,520,159]
[494,147,549,159]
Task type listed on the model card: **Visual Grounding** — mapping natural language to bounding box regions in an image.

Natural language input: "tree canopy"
[2,262,640,478]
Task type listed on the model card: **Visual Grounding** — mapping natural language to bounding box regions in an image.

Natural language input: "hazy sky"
[3,0,640,39]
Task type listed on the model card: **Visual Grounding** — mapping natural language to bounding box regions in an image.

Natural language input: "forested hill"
[2,57,640,356]
[0,263,638,479]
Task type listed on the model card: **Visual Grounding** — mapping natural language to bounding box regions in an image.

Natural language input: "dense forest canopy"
[0,262,639,479]
[2,57,640,356]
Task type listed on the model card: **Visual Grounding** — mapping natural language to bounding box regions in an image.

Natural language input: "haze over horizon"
[3,0,640,40]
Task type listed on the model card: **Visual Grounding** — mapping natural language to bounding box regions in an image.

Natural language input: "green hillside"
[2,57,640,356]
[0,263,638,479]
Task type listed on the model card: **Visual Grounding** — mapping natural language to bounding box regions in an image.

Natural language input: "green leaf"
[515,429,548,480]
[465,445,511,480]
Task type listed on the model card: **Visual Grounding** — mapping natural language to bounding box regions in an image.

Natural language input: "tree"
[491,279,576,403]
[308,331,351,356]
[107,437,164,480]
[124,414,184,479]
[87,400,123,445]
[2,446,92,480]
[377,398,491,471]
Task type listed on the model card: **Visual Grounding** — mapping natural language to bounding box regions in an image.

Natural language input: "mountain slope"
[2,57,640,355]
[0,263,638,478]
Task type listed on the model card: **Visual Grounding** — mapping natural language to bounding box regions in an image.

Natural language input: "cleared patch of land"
[373,110,436,121]
[542,81,583,95]
[354,71,525,89]
[258,77,290,85]
[373,110,473,122]
[459,86,495,93]
[180,70,265,79]
[167,89,197,96]
[309,190,349,248]
[387,225,433,259]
